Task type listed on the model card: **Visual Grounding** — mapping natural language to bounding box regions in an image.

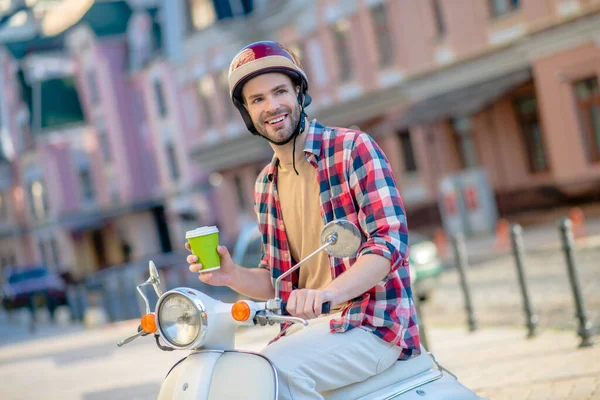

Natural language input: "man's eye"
[277,89,287,95]
[252,98,262,104]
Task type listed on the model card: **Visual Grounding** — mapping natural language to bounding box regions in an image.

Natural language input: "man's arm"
[286,254,390,319]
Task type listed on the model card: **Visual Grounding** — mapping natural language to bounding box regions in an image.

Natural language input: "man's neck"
[270,118,309,166]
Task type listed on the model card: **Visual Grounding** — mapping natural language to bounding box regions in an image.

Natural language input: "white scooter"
[118,219,483,399]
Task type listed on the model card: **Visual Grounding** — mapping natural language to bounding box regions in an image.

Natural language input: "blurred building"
[0,0,176,279]
[1,0,600,278]
[173,0,600,234]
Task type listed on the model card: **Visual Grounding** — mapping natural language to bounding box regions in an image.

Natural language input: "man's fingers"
[188,263,203,273]
[313,291,323,316]
[303,290,317,319]
[187,254,198,264]
[286,291,297,315]
[185,242,191,252]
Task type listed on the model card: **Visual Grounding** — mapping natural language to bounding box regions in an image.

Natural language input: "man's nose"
[265,95,280,112]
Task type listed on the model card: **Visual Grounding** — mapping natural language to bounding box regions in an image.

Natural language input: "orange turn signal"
[141,313,157,333]
[231,301,251,322]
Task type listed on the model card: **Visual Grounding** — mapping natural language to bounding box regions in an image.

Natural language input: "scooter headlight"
[156,290,208,349]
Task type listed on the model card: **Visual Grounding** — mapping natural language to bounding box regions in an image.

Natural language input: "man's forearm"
[324,254,391,306]
[230,266,275,301]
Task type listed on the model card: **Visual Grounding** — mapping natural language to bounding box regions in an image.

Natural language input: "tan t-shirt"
[277,156,332,290]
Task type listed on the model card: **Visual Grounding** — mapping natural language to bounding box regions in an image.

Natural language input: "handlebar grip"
[281,301,332,315]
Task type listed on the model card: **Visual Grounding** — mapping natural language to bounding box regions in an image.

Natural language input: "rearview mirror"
[321,219,362,258]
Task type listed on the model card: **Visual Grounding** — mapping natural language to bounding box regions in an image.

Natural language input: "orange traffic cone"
[495,219,510,250]
[433,228,448,258]
[569,207,587,239]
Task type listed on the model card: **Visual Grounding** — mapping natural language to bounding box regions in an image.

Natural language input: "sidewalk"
[428,326,599,400]
[0,316,598,399]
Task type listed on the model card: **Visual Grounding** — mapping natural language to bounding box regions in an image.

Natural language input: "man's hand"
[286,289,336,320]
[186,243,237,287]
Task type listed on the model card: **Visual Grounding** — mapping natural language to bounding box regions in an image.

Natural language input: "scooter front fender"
[158,350,278,400]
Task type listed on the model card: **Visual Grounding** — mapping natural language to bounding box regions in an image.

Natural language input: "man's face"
[242,73,301,144]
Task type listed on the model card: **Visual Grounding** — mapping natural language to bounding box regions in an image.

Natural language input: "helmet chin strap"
[257,90,307,175]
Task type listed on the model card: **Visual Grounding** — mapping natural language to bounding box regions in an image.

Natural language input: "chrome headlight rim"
[155,289,208,350]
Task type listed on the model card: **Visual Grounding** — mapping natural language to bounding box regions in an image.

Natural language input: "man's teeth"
[268,116,285,124]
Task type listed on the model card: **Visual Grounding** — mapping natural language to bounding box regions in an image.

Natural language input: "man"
[187,41,420,399]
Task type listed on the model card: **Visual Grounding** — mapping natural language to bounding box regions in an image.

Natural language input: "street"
[0,223,599,399]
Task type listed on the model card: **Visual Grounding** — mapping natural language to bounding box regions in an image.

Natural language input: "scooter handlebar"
[281,301,331,315]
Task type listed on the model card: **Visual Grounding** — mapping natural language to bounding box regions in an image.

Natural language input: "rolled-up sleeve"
[347,133,409,273]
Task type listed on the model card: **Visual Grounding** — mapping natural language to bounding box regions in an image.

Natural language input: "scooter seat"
[321,346,433,400]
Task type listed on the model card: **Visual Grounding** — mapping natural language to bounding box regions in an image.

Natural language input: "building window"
[79,168,95,202]
[333,19,353,83]
[431,0,446,38]
[197,76,215,128]
[452,117,478,169]
[153,80,168,118]
[97,128,111,163]
[234,174,246,211]
[28,180,49,219]
[370,3,395,68]
[50,238,60,268]
[397,130,418,173]
[87,69,100,105]
[187,0,216,32]
[514,95,548,173]
[219,70,235,121]
[166,142,181,181]
[39,240,49,266]
[0,192,7,220]
[575,77,600,163]
[489,0,520,17]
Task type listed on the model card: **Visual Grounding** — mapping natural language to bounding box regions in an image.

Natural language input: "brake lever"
[263,311,308,326]
[117,330,145,347]
[117,325,150,347]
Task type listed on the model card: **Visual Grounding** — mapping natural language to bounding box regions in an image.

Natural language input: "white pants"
[260,315,402,400]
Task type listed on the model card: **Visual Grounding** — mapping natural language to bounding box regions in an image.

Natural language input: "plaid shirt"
[254,119,420,360]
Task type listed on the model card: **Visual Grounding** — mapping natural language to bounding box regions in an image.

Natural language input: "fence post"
[451,234,478,332]
[413,295,430,350]
[509,224,538,338]
[558,218,594,348]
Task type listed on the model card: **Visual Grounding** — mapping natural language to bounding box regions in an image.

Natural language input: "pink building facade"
[179,0,600,237]
[1,0,600,279]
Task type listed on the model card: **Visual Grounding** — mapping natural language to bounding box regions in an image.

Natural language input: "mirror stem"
[274,232,338,302]
[137,280,153,314]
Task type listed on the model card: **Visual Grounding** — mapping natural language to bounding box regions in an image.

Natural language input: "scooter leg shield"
[158,351,278,400]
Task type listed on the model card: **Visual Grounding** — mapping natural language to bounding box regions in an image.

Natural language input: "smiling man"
[187,41,420,399]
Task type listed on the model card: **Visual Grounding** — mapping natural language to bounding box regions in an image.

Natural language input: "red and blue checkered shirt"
[254,119,420,360]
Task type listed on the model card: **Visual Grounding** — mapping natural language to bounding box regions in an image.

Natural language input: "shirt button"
[283,252,290,261]
[279,221,285,229]
[287,282,293,289]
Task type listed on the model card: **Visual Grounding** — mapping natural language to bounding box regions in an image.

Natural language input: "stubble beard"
[256,103,301,146]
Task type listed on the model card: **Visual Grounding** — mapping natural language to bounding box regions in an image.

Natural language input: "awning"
[396,69,532,127]
[59,198,163,233]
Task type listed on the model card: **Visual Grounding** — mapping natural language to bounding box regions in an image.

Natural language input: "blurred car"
[1,266,68,314]
[231,222,442,302]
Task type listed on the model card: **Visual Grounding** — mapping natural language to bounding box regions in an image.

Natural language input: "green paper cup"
[186,226,221,273]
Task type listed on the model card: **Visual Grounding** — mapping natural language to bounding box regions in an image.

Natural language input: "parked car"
[1,266,68,316]
[231,222,443,302]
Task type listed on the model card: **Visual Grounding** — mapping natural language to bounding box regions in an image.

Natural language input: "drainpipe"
[484,106,507,217]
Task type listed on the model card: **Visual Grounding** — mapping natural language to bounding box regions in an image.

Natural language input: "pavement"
[0,315,598,399]
[0,214,599,399]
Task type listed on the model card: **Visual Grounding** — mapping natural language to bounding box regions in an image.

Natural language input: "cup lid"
[186,226,219,238]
